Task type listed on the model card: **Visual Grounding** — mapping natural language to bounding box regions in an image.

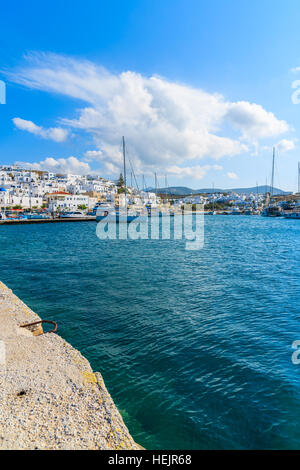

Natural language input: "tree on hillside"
[117,173,125,188]
[117,173,125,193]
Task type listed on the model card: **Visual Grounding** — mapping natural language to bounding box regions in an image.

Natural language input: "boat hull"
[284,212,300,219]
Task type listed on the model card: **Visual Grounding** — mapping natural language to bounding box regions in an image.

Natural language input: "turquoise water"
[1,216,300,449]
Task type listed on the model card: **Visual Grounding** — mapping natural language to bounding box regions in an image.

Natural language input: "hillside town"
[0,165,299,219]
[0,165,159,214]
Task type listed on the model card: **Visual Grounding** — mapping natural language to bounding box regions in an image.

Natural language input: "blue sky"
[1,0,300,190]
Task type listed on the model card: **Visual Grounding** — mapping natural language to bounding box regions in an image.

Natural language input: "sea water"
[0,216,300,449]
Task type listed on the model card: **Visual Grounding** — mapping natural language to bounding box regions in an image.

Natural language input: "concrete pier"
[0,217,96,225]
[0,281,141,450]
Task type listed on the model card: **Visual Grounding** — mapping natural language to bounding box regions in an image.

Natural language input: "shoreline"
[0,281,142,450]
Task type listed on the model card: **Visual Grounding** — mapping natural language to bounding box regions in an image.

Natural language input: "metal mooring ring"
[20,320,57,334]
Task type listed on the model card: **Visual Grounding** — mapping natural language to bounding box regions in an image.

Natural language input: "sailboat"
[261,147,282,217]
[284,162,300,219]
[96,137,144,223]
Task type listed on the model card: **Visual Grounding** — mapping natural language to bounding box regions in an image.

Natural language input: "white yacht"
[60,211,85,218]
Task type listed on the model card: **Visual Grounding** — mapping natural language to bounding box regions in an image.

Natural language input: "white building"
[46,192,93,211]
[0,167,122,210]
[8,194,44,208]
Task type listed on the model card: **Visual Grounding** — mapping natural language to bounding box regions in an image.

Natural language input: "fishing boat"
[96,137,144,223]
[6,210,28,220]
[283,164,300,218]
[26,213,51,220]
[261,206,282,217]
[230,207,242,215]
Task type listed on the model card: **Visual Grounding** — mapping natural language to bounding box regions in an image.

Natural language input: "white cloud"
[167,164,211,180]
[225,101,289,140]
[227,172,238,180]
[7,52,290,178]
[84,149,103,158]
[84,149,103,161]
[15,156,91,175]
[13,117,69,142]
[13,117,42,135]
[46,127,69,142]
[276,138,296,152]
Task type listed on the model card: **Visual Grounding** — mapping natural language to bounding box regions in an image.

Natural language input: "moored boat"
[60,211,85,218]
[284,211,300,219]
[96,205,144,223]
[261,206,282,217]
[96,137,144,224]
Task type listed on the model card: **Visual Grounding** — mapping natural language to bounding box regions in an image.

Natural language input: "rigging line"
[128,157,140,191]
[143,175,148,192]
[155,173,160,191]
[118,139,124,179]
[274,151,282,193]
[125,143,140,191]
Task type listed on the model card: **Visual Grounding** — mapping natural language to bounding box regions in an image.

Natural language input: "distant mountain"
[224,186,290,195]
[146,185,290,196]
[145,186,198,195]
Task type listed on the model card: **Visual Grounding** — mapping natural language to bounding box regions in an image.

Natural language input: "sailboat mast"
[29,181,31,211]
[122,136,127,208]
[271,147,275,197]
[298,162,300,194]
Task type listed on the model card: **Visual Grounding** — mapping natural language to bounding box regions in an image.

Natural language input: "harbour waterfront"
[1,216,300,449]
[0,282,140,449]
